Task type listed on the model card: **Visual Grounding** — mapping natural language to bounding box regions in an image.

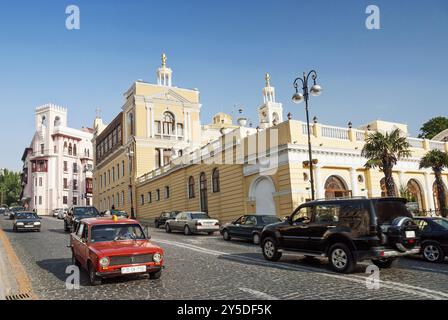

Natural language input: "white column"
[151,108,155,138]
[424,172,435,211]
[145,105,150,138]
[398,171,406,190]
[314,165,324,199]
[159,148,164,167]
[350,167,360,197]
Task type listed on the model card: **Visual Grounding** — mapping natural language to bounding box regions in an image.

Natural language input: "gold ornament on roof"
[265,73,271,87]
[162,53,167,67]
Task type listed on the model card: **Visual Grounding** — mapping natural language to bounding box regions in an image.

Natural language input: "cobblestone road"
[1,216,448,300]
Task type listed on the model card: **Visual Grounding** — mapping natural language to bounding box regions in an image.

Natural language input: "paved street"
[1,215,448,300]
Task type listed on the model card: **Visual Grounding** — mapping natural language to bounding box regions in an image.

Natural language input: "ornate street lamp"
[292,70,322,200]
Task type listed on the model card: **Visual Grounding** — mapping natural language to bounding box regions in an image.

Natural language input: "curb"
[0,228,37,300]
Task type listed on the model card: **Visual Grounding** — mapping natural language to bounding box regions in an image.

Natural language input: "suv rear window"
[374,200,412,225]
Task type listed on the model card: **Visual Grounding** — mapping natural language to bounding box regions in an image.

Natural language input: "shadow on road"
[47,228,68,235]
[35,258,152,287]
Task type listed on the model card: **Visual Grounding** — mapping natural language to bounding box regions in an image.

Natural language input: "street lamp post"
[292,70,322,201]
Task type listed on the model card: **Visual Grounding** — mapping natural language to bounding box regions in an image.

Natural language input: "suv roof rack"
[312,196,368,201]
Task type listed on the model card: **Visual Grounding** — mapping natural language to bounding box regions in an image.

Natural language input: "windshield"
[73,207,99,216]
[16,212,38,220]
[91,224,146,243]
[190,213,210,220]
[432,218,448,230]
[260,216,281,224]
[374,200,412,224]
[12,207,25,212]
[110,210,127,216]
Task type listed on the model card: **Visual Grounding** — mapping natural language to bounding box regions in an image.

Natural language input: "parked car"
[57,208,68,220]
[64,206,101,233]
[101,210,129,218]
[9,206,25,220]
[13,212,41,232]
[52,208,62,218]
[220,215,281,245]
[165,212,220,235]
[0,208,5,216]
[69,216,164,285]
[154,211,181,229]
[260,197,420,273]
[414,217,448,263]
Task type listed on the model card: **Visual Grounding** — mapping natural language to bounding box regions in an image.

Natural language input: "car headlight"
[153,253,163,263]
[99,257,110,267]
[34,222,41,225]
[16,222,24,226]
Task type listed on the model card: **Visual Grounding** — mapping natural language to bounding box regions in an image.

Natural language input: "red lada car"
[69,217,164,285]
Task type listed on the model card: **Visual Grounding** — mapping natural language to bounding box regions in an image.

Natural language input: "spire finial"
[95,107,102,119]
[265,73,271,87]
[161,53,167,67]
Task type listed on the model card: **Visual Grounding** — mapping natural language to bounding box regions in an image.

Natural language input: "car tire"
[252,233,261,245]
[262,237,282,261]
[149,270,162,280]
[155,222,159,229]
[88,262,102,286]
[328,243,356,273]
[372,257,397,268]
[222,230,231,241]
[422,242,445,263]
[165,223,171,233]
[184,225,192,236]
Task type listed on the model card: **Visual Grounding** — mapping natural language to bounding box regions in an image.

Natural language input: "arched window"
[68,143,73,156]
[54,116,61,126]
[162,112,175,135]
[64,142,68,153]
[128,112,134,137]
[212,168,220,193]
[199,172,208,212]
[41,115,46,126]
[380,177,398,197]
[406,179,424,212]
[73,144,77,156]
[325,175,350,199]
[188,176,195,198]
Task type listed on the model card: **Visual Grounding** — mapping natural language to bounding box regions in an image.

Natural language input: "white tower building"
[258,73,283,129]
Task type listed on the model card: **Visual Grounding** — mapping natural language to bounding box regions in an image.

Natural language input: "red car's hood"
[89,240,162,256]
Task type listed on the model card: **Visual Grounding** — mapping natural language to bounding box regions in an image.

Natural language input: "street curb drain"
[5,293,31,300]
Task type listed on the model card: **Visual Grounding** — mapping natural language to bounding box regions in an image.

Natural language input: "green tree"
[0,169,22,206]
[362,129,412,197]
[418,116,448,140]
[419,150,448,217]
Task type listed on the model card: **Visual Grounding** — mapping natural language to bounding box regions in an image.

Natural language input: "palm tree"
[419,149,448,217]
[362,129,412,197]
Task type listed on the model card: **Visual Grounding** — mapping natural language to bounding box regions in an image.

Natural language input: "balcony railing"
[430,141,445,151]
[321,125,350,140]
[407,137,424,149]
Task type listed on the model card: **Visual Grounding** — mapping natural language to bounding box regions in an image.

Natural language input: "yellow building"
[93,54,202,216]
[94,55,448,224]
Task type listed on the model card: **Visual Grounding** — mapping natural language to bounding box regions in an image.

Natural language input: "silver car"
[57,208,67,220]
[165,212,220,235]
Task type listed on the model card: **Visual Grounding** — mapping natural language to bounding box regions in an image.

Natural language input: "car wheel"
[149,270,162,280]
[88,262,102,286]
[422,242,445,263]
[372,257,397,268]
[184,225,192,236]
[165,223,171,233]
[155,222,159,229]
[252,233,261,245]
[328,243,356,273]
[262,237,282,261]
[222,230,231,241]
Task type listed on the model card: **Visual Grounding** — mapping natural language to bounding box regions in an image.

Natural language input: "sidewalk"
[0,228,35,300]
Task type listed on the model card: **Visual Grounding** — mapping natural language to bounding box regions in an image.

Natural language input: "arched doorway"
[380,177,399,197]
[199,172,208,213]
[250,177,276,215]
[433,181,448,212]
[406,179,424,212]
[325,176,350,199]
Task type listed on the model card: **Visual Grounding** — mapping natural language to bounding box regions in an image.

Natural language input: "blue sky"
[0,0,447,170]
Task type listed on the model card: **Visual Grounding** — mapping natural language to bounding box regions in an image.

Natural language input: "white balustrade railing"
[430,141,445,151]
[321,125,349,140]
[407,137,424,149]
[302,123,309,135]
[354,130,366,141]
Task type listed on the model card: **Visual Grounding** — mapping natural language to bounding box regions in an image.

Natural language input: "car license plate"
[121,265,146,274]
[24,225,33,228]
[405,231,415,238]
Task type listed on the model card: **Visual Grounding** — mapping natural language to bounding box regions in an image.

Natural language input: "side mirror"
[285,216,292,224]
[144,226,151,240]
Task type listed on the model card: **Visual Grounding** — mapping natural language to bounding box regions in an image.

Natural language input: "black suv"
[154,211,181,228]
[260,197,420,273]
[64,206,100,233]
